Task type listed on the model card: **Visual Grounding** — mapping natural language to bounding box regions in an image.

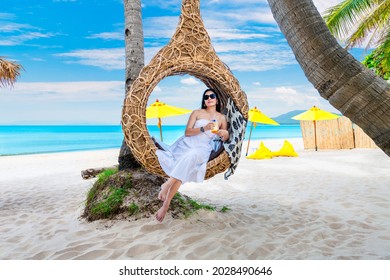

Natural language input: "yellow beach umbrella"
[292,106,340,151]
[146,99,191,141]
[246,106,279,156]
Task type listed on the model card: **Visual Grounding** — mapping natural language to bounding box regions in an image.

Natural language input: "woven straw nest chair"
[122,0,249,179]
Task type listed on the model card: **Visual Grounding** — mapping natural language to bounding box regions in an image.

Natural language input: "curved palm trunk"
[118,0,145,170]
[267,0,390,156]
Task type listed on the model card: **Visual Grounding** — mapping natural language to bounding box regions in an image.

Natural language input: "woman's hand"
[217,129,229,141]
[203,122,214,131]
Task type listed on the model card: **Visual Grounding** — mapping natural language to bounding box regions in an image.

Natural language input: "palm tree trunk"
[118,0,145,170]
[267,0,390,156]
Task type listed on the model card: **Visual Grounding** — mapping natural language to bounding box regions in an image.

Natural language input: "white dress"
[156,119,216,183]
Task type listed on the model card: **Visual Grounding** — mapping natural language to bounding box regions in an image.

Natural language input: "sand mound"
[82,169,220,222]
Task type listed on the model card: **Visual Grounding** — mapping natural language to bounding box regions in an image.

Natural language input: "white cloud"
[71,38,279,74]
[0,80,126,124]
[144,40,296,72]
[0,22,33,32]
[1,81,124,101]
[0,31,54,46]
[142,36,296,73]
[273,86,308,106]
[0,13,16,20]
[208,29,270,40]
[180,77,199,85]
[275,86,298,95]
[215,41,296,71]
[244,83,341,117]
[0,21,55,46]
[31,57,45,61]
[253,82,261,86]
[87,32,123,41]
[143,16,178,39]
[55,48,125,70]
[210,8,275,25]
[55,45,175,71]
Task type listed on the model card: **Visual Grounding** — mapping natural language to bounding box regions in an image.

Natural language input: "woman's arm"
[217,114,229,141]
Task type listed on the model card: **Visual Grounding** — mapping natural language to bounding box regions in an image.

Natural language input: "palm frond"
[346,0,390,48]
[378,27,390,72]
[323,0,376,41]
[0,57,23,87]
[364,25,382,51]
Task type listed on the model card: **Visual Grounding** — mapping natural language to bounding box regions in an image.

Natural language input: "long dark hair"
[201,88,221,112]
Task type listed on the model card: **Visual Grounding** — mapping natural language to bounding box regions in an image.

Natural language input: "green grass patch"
[220,206,230,213]
[188,199,216,211]
[128,202,139,216]
[86,167,120,205]
[173,193,216,218]
[97,167,119,184]
[91,187,128,218]
[86,186,98,205]
[84,170,134,221]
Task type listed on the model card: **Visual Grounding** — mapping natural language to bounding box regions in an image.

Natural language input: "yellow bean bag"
[271,140,298,157]
[246,142,273,160]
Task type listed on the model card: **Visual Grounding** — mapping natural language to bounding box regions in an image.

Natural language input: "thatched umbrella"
[0,57,22,87]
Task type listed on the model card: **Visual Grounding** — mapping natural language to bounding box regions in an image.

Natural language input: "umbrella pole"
[246,122,254,156]
[158,118,163,142]
[313,120,317,151]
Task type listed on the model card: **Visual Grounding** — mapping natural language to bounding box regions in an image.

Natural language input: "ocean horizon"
[0,124,303,156]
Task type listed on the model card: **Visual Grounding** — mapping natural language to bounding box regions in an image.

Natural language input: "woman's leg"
[158,177,175,201]
[155,178,182,222]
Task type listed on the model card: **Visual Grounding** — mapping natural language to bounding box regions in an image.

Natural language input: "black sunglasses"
[203,93,217,100]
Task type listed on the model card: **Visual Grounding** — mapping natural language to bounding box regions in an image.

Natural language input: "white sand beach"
[1,138,389,260]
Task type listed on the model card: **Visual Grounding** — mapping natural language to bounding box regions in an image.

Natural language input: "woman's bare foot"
[158,181,171,201]
[155,205,169,222]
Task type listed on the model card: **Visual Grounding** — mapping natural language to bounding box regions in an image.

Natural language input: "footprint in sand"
[181,233,208,245]
[329,223,344,230]
[125,244,161,257]
[73,249,110,259]
[31,251,51,260]
[53,251,81,260]
[139,223,168,233]
[57,243,96,255]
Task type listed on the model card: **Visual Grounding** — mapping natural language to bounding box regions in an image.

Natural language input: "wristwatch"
[200,126,205,133]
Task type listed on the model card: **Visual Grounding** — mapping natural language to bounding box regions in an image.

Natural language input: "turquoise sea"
[0,125,302,156]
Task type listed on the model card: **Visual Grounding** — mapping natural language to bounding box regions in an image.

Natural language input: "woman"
[155,88,229,222]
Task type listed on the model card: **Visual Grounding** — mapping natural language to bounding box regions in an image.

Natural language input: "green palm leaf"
[346,0,390,48]
[323,0,376,41]
[324,0,390,79]
[378,27,390,72]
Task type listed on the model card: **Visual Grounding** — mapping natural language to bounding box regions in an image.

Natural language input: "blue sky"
[1,0,364,125]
